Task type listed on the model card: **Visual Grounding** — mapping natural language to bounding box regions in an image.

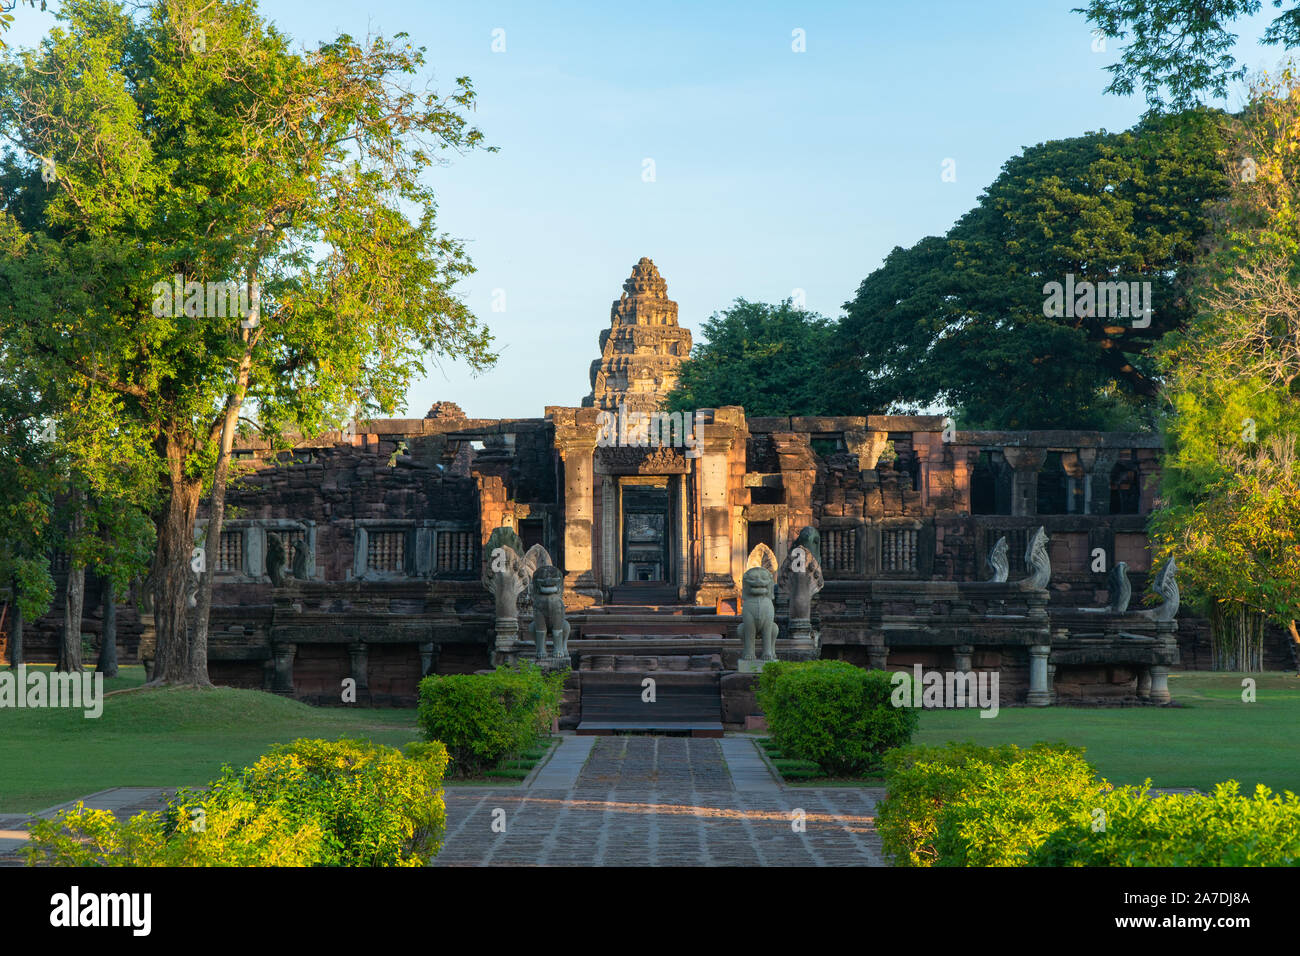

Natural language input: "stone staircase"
[573,654,724,738]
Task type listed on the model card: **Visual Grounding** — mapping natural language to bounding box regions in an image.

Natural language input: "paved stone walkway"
[435,736,885,866]
[2,736,887,866]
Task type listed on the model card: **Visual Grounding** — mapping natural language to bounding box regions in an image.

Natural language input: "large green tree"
[1080,0,1300,111]
[836,112,1229,428]
[1152,71,1300,670]
[0,341,57,668]
[0,0,496,685]
[664,299,839,417]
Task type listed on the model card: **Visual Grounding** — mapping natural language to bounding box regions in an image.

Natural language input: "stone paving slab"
[529,735,595,789]
[434,736,884,866]
[718,736,780,792]
[3,737,887,867]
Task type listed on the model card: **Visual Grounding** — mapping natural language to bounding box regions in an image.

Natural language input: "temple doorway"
[621,483,670,584]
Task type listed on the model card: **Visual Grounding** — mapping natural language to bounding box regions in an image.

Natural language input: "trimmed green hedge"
[1030,781,1300,866]
[878,742,1300,867]
[757,660,918,776]
[877,742,1092,866]
[417,663,565,776]
[23,738,451,867]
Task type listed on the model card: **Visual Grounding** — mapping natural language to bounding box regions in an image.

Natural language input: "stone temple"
[15,258,1295,728]
[583,256,691,412]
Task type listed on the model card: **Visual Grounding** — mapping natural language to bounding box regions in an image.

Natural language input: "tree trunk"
[1209,600,1265,672]
[58,494,86,672]
[96,576,118,677]
[7,579,20,669]
[192,280,259,688]
[1289,619,1300,676]
[149,434,205,686]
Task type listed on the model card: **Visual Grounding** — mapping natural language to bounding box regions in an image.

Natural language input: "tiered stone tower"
[582,257,693,412]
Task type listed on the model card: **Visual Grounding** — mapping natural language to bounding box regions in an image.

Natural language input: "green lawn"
[913,671,1300,793]
[0,665,420,812]
[5,668,1298,812]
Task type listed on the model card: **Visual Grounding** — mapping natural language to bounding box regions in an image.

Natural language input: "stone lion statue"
[292,539,312,580]
[266,533,287,587]
[529,563,570,660]
[739,566,779,662]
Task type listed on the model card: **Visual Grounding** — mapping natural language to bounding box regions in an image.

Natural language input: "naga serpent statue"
[1023,526,1051,590]
[987,536,1009,583]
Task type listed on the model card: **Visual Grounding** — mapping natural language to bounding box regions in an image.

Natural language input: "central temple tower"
[582,257,693,412]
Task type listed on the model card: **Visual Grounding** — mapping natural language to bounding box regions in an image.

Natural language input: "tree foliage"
[0,0,496,683]
[1080,0,1300,112]
[836,113,1229,428]
[1152,70,1300,663]
[664,298,839,417]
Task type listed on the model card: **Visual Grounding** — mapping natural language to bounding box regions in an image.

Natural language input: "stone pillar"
[601,475,617,595]
[1027,645,1051,706]
[348,642,369,692]
[1089,450,1120,516]
[1003,447,1045,518]
[1149,665,1171,703]
[419,642,439,678]
[696,430,737,604]
[551,407,601,606]
[492,617,520,667]
[867,645,890,671]
[1137,667,1152,699]
[272,643,297,695]
[676,474,690,601]
[952,644,973,673]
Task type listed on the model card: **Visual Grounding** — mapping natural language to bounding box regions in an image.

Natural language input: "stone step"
[578,671,723,736]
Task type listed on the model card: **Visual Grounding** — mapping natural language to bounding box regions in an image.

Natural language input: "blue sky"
[8,1,1286,419]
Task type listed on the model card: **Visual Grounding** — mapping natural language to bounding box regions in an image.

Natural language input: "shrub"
[417,663,564,776]
[757,660,918,776]
[931,746,1102,866]
[1029,780,1300,867]
[23,738,449,867]
[877,742,1096,866]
